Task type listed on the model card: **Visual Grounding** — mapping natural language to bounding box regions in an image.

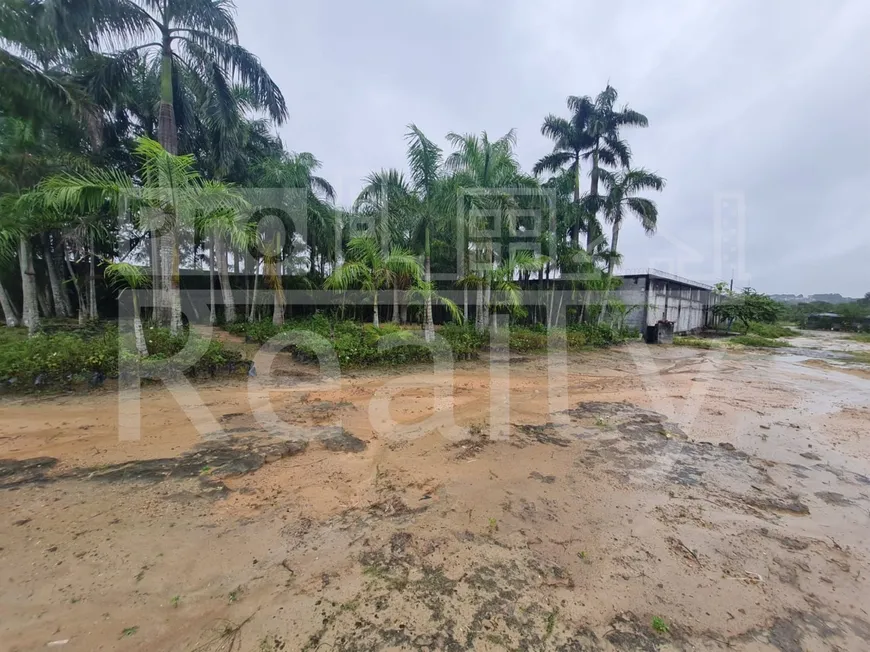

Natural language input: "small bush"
[509,328,549,353]
[729,334,790,348]
[746,322,799,338]
[440,324,487,359]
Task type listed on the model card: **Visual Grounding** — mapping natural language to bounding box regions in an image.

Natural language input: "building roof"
[617,268,714,291]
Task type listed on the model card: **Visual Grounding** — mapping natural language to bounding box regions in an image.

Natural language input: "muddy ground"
[1,331,869,651]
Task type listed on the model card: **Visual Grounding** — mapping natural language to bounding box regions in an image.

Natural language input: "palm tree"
[582,85,648,254]
[105,261,149,355]
[354,169,415,322]
[445,129,539,330]
[71,0,286,155]
[533,100,593,249]
[40,137,241,334]
[324,236,421,328]
[535,87,648,254]
[600,167,664,276]
[405,125,443,341]
[0,0,92,121]
[0,118,86,333]
[195,206,252,323]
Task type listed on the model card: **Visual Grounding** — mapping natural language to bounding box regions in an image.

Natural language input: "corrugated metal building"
[613,269,719,334]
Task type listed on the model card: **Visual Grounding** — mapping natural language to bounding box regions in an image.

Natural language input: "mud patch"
[320,428,367,453]
[0,456,58,488]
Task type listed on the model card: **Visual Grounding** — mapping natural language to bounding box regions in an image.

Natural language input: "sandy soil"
[1,331,870,651]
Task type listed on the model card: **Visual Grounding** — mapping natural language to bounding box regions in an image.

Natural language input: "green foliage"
[0,323,246,390]
[850,333,870,343]
[713,288,781,331]
[226,317,633,370]
[439,324,487,359]
[729,334,790,348]
[508,328,549,353]
[746,322,799,338]
[651,617,669,634]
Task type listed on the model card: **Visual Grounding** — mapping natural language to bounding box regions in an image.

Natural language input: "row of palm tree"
[1,0,664,341]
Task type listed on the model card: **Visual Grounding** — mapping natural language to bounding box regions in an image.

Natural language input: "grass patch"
[849,333,870,343]
[729,335,790,348]
[746,322,799,338]
[846,351,870,364]
[651,616,669,634]
[673,336,716,349]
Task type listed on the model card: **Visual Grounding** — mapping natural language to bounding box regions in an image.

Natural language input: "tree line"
[1,0,664,342]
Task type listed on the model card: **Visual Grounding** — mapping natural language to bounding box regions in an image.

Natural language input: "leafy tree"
[712,288,781,332]
[325,236,421,327]
[40,137,242,334]
[404,125,443,341]
[599,167,664,276]
[580,86,648,254]
[105,261,149,354]
[533,100,594,248]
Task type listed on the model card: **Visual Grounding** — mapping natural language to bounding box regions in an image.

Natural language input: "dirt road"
[1,332,869,651]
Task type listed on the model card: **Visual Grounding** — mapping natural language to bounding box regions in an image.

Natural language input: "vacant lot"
[2,333,870,651]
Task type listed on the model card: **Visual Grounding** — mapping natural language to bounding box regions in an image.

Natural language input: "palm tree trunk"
[483,280,491,330]
[0,280,19,327]
[63,243,85,324]
[159,227,182,334]
[392,283,400,323]
[216,237,235,323]
[270,250,284,326]
[248,259,259,322]
[587,148,600,254]
[607,220,621,277]
[423,225,434,341]
[373,288,380,328]
[19,235,39,335]
[41,233,66,317]
[474,284,486,331]
[209,235,216,326]
[597,220,621,326]
[38,285,51,318]
[463,286,468,322]
[88,232,97,320]
[572,154,581,249]
[150,232,160,322]
[157,47,178,155]
[132,292,147,356]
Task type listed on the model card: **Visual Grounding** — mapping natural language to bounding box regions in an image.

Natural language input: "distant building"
[613,269,720,334]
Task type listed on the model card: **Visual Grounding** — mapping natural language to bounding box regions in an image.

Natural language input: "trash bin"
[644,320,674,344]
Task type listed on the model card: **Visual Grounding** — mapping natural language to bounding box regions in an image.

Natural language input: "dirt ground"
[2,331,870,651]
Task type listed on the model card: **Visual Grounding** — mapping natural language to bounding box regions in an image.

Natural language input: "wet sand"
[1,332,869,651]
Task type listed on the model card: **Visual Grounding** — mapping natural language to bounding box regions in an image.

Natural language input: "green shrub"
[440,324,487,359]
[746,322,799,338]
[509,328,549,353]
[224,317,635,370]
[0,324,247,391]
[729,334,790,348]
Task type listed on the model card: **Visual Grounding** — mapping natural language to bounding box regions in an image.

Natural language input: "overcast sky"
[235,0,870,297]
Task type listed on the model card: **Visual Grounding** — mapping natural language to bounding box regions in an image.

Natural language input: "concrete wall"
[613,274,718,334]
[613,276,649,332]
[647,279,709,333]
